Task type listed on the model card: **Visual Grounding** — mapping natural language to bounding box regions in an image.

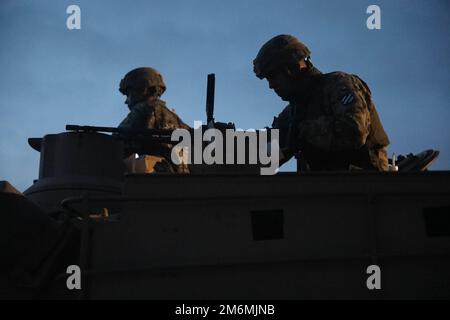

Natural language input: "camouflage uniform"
[118,67,190,173]
[119,98,189,132]
[255,35,390,171]
[272,72,389,171]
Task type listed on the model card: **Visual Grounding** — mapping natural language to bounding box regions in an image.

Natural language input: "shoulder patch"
[340,92,355,105]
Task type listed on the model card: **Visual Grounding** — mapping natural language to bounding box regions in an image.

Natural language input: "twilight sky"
[1,0,449,191]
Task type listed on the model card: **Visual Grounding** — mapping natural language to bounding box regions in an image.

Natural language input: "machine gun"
[65,125,174,143]
[66,73,238,166]
[204,73,235,131]
[65,124,179,157]
[67,73,233,139]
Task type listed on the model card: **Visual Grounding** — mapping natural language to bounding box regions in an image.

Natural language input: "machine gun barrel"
[66,124,175,137]
[65,124,180,145]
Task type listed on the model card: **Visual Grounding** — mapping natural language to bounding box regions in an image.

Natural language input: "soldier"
[253,34,390,171]
[118,67,190,173]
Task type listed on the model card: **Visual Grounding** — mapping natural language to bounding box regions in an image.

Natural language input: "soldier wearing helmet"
[118,67,190,173]
[254,34,390,171]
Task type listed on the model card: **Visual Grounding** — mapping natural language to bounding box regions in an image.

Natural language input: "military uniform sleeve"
[153,101,191,130]
[272,104,298,163]
[298,73,371,151]
[153,101,191,173]
[160,108,191,130]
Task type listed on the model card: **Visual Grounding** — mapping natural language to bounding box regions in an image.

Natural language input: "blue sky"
[1,0,449,191]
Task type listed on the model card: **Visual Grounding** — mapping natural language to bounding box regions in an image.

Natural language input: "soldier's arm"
[172,113,191,130]
[272,104,297,164]
[297,73,371,151]
[154,101,191,130]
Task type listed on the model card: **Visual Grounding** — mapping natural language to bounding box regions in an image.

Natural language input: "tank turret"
[24,132,124,213]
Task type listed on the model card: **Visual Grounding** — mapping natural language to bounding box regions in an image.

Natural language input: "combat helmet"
[119,67,166,97]
[253,34,311,79]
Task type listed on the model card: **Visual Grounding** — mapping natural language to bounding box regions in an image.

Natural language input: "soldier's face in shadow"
[265,60,309,102]
[125,88,147,110]
[266,68,293,101]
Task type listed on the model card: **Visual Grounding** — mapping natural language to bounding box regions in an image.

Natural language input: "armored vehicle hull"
[59,172,450,299]
[1,132,449,299]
